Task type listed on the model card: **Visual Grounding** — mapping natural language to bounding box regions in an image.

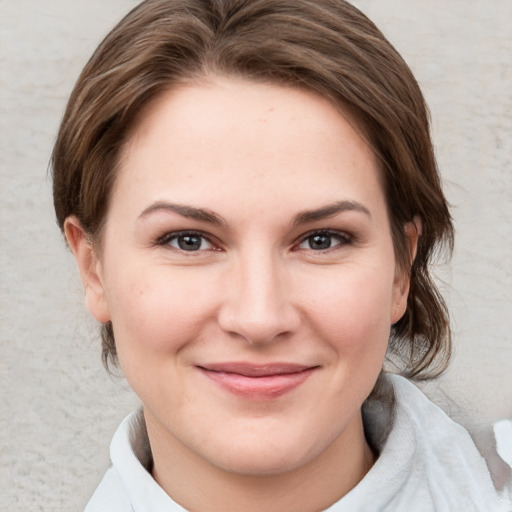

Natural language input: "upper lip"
[198,362,317,377]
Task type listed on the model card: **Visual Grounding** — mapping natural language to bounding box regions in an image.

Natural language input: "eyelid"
[293,229,354,251]
[156,230,219,251]
[154,228,354,253]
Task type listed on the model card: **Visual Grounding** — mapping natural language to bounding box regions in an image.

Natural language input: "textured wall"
[1,0,511,509]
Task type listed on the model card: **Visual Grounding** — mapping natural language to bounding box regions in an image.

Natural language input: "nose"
[217,251,300,345]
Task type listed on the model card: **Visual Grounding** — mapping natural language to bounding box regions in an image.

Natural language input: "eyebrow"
[138,201,226,226]
[138,199,370,227]
[292,200,371,226]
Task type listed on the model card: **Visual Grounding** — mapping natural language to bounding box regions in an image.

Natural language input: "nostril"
[217,300,300,345]
[216,258,300,344]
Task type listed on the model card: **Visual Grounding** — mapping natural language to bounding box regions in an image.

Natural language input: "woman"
[51,0,509,510]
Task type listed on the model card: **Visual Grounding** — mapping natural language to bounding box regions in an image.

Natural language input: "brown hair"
[52,0,454,379]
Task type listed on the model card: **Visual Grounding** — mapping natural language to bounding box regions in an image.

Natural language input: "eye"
[297,231,351,251]
[158,231,214,252]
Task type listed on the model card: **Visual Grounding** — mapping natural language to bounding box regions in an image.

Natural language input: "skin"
[66,76,417,511]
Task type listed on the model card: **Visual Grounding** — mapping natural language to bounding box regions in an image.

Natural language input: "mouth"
[197,362,319,399]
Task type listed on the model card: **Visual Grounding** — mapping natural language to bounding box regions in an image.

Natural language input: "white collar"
[106,374,507,511]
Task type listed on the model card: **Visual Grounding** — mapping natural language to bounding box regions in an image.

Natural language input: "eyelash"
[295,230,354,252]
[156,229,354,253]
[156,230,217,252]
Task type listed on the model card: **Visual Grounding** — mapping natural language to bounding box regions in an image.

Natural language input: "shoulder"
[84,467,133,512]
[84,410,185,512]
[389,374,507,510]
[83,412,141,511]
[336,374,509,512]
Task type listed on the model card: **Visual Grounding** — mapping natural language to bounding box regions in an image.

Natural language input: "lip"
[197,362,318,399]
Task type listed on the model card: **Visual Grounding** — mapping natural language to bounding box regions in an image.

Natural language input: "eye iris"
[178,235,202,251]
[309,234,331,250]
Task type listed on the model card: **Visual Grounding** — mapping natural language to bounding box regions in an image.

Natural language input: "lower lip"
[199,368,316,399]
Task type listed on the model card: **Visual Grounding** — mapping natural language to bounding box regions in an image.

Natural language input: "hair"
[52,0,454,380]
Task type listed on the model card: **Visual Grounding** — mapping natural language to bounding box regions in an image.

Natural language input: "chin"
[200,428,325,477]
[215,448,308,477]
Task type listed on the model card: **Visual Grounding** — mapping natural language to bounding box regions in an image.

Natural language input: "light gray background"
[1,0,511,510]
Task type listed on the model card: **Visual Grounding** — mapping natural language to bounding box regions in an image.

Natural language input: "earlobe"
[391,217,422,324]
[407,216,422,263]
[391,279,409,324]
[64,216,111,323]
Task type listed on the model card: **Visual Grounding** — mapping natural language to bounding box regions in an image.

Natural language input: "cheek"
[106,269,218,360]
[304,265,395,356]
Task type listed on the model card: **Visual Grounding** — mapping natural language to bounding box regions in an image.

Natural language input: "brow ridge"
[292,200,371,226]
[139,199,369,227]
[138,201,226,226]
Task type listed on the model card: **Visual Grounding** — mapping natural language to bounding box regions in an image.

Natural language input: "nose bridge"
[218,246,298,344]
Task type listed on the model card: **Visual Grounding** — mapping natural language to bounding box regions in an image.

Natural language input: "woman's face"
[72,77,410,476]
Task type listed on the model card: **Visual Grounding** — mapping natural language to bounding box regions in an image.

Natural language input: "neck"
[145,409,375,512]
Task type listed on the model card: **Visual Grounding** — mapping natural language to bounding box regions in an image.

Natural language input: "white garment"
[85,374,510,511]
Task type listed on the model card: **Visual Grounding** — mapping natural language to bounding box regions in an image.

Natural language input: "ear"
[391,217,422,324]
[64,216,111,323]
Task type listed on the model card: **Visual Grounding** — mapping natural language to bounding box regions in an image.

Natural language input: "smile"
[197,363,318,399]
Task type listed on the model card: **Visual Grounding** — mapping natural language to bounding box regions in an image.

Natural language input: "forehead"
[114,76,385,222]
